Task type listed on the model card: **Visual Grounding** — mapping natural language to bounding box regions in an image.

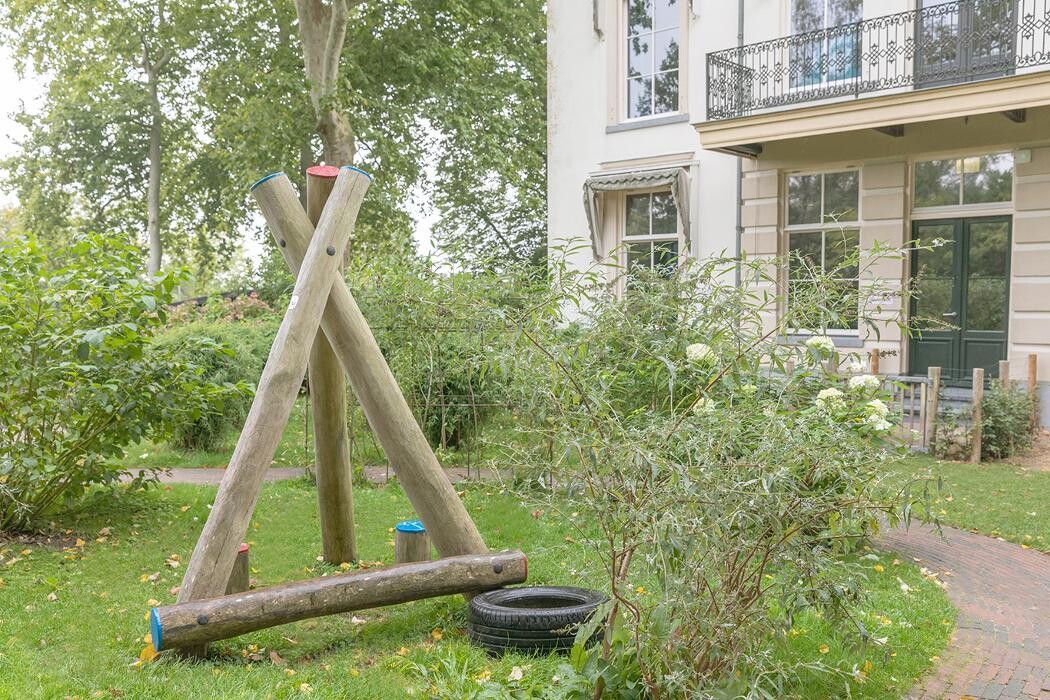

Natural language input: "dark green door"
[910,217,1011,384]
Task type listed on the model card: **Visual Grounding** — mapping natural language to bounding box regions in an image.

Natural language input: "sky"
[0,48,438,259]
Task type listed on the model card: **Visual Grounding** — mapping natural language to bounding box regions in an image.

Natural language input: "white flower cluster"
[848,374,882,392]
[815,387,844,410]
[804,335,836,354]
[686,342,715,366]
[864,399,892,431]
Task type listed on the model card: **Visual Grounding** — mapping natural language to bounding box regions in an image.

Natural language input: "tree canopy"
[1,0,547,284]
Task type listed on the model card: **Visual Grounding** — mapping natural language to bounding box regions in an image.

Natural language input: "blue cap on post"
[395,519,425,533]
[249,172,284,191]
[340,165,373,181]
[149,607,164,651]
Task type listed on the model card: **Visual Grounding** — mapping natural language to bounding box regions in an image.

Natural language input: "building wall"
[739,111,1050,425]
[547,0,739,283]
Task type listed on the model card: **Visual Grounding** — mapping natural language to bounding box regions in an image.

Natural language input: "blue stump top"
[395,520,426,534]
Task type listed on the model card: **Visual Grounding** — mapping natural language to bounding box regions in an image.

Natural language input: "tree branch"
[320,0,349,96]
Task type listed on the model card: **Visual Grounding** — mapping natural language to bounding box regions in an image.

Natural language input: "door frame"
[908,215,1012,384]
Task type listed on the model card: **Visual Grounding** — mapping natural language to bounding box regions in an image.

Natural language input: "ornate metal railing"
[707,0,1050,120]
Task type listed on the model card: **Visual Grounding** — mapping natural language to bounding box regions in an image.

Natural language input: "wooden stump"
[999,360,1011,390]
[225,544,250,595]
[394,520,432,564]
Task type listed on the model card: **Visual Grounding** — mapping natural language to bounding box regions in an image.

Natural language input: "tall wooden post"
[1030,354,1040,429]
[971,367,984,463]
[177,169,371,609]
[252,173,488,565]
[306,165,356,565]
[999,360,1010,390]
[870,350,880,375]
[926,367,941,449]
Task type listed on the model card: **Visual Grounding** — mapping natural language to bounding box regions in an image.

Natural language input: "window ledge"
[780,334,864,349]
[607,113,690,133]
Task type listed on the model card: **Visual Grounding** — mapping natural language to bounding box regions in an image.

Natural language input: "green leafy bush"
[491,247,936,696]
[153,321,262,451]
[0,233,242,530]
[980,383,1036,460]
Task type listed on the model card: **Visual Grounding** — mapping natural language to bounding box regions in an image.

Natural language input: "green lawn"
[889,455,1050,551]
[0,481,951,699]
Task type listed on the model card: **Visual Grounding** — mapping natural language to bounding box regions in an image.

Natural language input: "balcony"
[700,0,1050,154]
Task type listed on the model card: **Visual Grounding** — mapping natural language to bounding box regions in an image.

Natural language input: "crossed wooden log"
[165,167,495,654]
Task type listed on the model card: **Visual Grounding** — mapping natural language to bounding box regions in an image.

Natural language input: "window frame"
[618,187,685,290]
[783,168,862,336]
[610,0,689,126]
[786,0,863,91]
[911,151,1014,213]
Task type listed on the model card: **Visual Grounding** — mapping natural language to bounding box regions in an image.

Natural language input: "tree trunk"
[294,0,356,166]
[146,72,163,275]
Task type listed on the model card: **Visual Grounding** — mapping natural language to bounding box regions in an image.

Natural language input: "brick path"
[880,524,1050,700]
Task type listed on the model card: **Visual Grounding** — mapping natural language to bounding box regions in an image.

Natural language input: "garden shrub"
[980,383,1036,460]
[153,321,263,451]
[492,246,938,696]
[0,233,244,531]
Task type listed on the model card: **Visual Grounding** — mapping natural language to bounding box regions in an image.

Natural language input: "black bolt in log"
[150,551,527,650]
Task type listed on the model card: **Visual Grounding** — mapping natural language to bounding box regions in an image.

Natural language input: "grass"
[889,455,1050,551]
[0,480,952,699]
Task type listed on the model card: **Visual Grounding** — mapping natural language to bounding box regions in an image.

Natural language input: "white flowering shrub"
[493,248,937,697]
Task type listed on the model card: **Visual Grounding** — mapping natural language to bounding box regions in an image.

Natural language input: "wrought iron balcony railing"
[706,0,1050,121]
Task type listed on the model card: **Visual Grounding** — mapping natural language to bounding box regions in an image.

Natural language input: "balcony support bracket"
[1003,109,1027,123]
[874,125,905,138]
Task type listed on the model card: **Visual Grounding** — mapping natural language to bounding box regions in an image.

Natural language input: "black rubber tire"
[467,628,575,649]
[467,622,576,640]
[468,586,607,632]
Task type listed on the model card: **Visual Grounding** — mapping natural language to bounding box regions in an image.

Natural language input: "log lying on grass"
[150,551,527,650]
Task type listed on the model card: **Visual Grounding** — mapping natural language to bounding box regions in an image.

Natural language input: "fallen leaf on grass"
[430,628,443,641]
[269,651,286,667]
[133,644,159,667]
[819,644,830,654]
[47,592,58,602]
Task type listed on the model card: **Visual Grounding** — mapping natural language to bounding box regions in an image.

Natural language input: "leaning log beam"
[176,168,371,607]
[251,173,488,562]
[151,551,527,650]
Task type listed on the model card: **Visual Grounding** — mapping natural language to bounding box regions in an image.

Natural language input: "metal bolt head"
[493,563,503,574]
[197,614,209,625]
[279,239,286,248]
[326,245,336,256]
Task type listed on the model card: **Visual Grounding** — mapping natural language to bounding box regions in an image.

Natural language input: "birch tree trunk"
[146,75,163,276]
[294,0,357,165]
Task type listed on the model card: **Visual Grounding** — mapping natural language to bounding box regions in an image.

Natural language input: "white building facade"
[548,0,1050,426]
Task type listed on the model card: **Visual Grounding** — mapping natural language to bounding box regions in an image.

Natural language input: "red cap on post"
[306,165,341,179]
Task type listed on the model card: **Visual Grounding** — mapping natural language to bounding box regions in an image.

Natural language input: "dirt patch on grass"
[1004,429,1050,471]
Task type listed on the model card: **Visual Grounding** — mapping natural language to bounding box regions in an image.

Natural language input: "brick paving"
[880,523,1050,700]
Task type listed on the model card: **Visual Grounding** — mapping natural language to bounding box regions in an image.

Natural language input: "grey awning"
[582,167,690,259]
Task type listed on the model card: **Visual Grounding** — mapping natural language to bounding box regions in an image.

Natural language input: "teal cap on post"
[395,520,425,533]
[249,172,284,191]
[340,165,373,181]
[150,607,164,651]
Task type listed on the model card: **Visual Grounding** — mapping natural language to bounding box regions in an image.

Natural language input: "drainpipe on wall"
[734,0,745,287]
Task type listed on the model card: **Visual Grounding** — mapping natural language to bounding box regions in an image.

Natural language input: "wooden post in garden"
[177,168,371,608]
[251,172,488,565]
[999,360,1011,390]
[870,350,880,375]
[306,165,356,565]
[224,544,250,595]
[971,367,985,463]
[926,367,941,449]
[394,520,432,564]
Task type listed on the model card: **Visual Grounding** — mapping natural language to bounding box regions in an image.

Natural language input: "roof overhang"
[695,71,1050,156]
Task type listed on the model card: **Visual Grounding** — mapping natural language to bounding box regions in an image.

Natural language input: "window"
[625,191,679,276]
[790,0,862,88]
[786,170,860,331]
[914,153,1013,208]
[626,0,680,119]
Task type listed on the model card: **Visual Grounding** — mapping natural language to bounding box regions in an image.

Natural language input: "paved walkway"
[880,524,1050,700]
